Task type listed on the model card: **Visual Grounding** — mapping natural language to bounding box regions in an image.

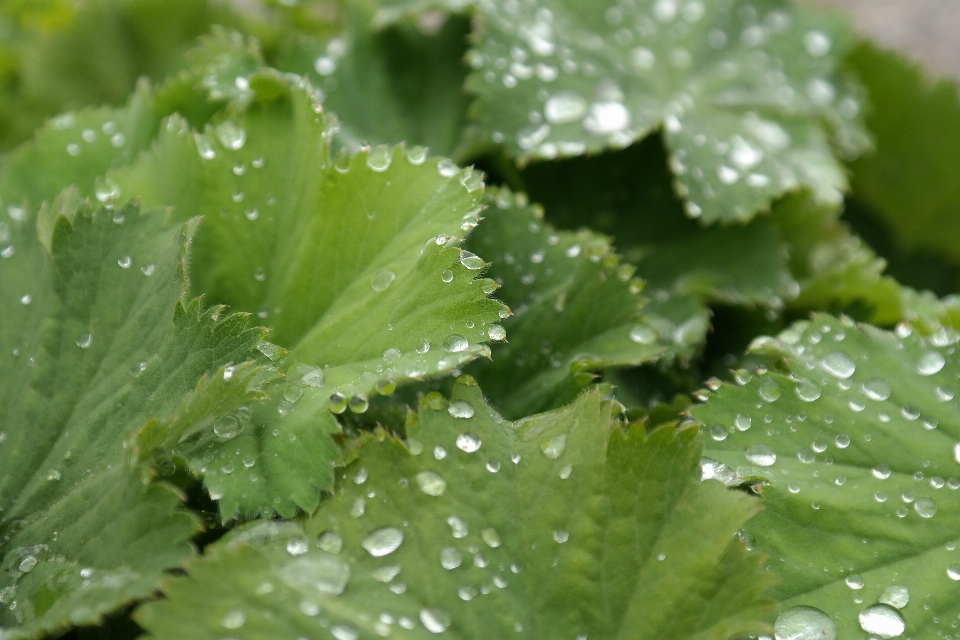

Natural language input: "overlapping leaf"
[693,314,960,639]
[466,188,664,418]
[0,198,267,638]
[431,0,867,222]
[107,77,503,517]
[136,376,774,640]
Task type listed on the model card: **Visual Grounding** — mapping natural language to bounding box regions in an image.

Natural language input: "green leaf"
[466,188,664,418]
[135,376,774,640]
[278,10,473,160]
[109,79,503,517]
[0,199,267,637]
[692,314,960,639]
[848,44,960,271]
[461,0,867,222]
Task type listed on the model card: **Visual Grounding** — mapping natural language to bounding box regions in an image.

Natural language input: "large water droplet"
[822,352,856,379]
[215,121,246,150]
[541,433,567,459]
[371,270,396,292]
[440,548,462,570]
[629,324,657,344]
[774,606,836,640]
[366,146,392,172]
[456,433,482,453]
[213,415,241,441]
[862,377,891,401]
[448,401,475,419]
[794,378,821,402]
[873,463,892,480]
[280,555,351,595]
[416,471,447,497]
[361,528,404,557]
[845,574,864,589]
[879,585,909,608]
[745,445,776,467]
[459,251,485,270]
[544,91,588,124]
[419,608,451,634]
[914,497,937,518]
[444,335,469,352]
[918,351,946,376]
[583,101,630,135]
[948,565,960,581]
[735,414,752,431]
[759,378,782,402]
[858,604,905,638]
[447,516,468,538]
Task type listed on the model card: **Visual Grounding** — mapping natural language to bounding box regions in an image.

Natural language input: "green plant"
[2,1,959,639]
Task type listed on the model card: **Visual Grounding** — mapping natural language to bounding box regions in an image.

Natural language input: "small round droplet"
[794,378,821,402]
[456,433,482,453]
[541,434,567,459]
[862,377,891,401]
[745,445,776,467]
[440,548,462,570]
[873,463,892,480]
[879,585,909,608]
[488,325,506,341]
[822,351,856,379]
[286,538,309,556]
[416,471,447,497]
[213,415,240,441]
[371,270,396,292]
[366,146,392,172]
[77,333,93,349]
[444,335,469,352]
[948,565,960,581]
[361,528,404,557]
[448,401,475,419]
[914,497,937,518]
[629,324,657,344]
[858,604,905,638]
[845,574,864,589]
[441,270,454,283]
[349,394,369,414]
[774,606,836,640]
[759,378,782,402]
[459,251,485,270]
[419,608,451,634]
[329,392,348,414]
[221,609,246,629]
[709,424,727,441]
[918,351,946,376]
[734,415,752,431]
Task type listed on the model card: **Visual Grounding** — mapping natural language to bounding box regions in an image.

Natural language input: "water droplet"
[287,538,309,556]
[448,401,475,419]
[873,464,892,480]
[481,528,501,548]
[759,378,782,402]
[862,377,891,401]
[376,377,396,396]
[18,556,37,573]
[794,378,821,402]
[434,446,447,460]
[361,528,404,557]
[440,548,462,569]
[879,585,909,608]
[76,333,93,349]
[583,101,630,135]
[141,264,155,276]
[553,529,569,543]
[804,30,832,57]
[213,415,240,441]
[118,256,132,269]
[383,348,401,363]
[541,433,567,459]
[735,414,752,431]
[441,269,454,283]
[914,497,937,517]
[371,270,396,292]
[370,565,401,583]
[774,606,836,640]
[702,423,728,443]
[948,565,960,581]
[416,471,446,497]
[366,146,392,172]
[745,445,776,467]
[284,385,303,402]
[298,599,320,616]
[444,335,469,353]
[488,325,507,341]
[918,351,946,376]
[544,91,588,124]
[456,433,482,453]
[331,624,359,640]
[631,46,655,69]
[221,609,246,629]
[845,574,864,589]
[317,532,343,554]
[406,146,428,164]
[447,516,467,538]
[629,324,657,344]
[437,159,459,178]
[835,434,850,448]
[459,251,484,270]
[329,392,347,414]
[419,608,451,634]
[215,121,246,150]
[858,604,905,638]
[822,352,856,379]
[349,394,369,414]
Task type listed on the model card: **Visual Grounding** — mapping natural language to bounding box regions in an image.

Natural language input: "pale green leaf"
[461,0,867,222]
[0,199,267,638]
[108,78,503,517]
[136,376,774,640]
[693,314,960,639]
[466,188,664,418]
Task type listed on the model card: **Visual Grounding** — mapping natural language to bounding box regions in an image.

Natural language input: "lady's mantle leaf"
[136,376,774,640]
[109,79,503,518]
[0,199,266,638]
[693,314,960,639]
[466,188,664,418]
[462,0,867,223]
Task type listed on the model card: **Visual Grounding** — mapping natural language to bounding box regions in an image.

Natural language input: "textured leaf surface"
[466,188,663,418]
[0,200,266,638]
[463,0,866,222]
[280,11,473,159]
[110,79,502,517]
[848,44,960,269]
[693,314,960,639]
[136,377,773,640]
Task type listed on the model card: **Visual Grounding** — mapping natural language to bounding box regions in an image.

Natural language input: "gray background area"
[800,0,960,80]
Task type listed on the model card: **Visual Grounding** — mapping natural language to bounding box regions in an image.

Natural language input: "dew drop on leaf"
[845,574,864,589]
[213,415,240,441]
[440,548,462,570]
[370,565,401,583]
[544,91,588,124]
[456,433,481,453]
[76,333,92,349]
[822,351,856,378]
[444,335,469,352]
[734,414,752,431]
[419,608,451,634]
[880,585,910,608]
[774,606,836,640]
[371,270,396,292]
[488,325,507,341]
[415,471,446,497]
[758,378,781,402]
[917,351,946,376]
[709,424,727,441]
[745,445,776,467]
[361,528,404,557]
[331,624,359,640]
[481,528,501,548]
[220,609,246,629]
[858,604,905,638]
[448,401,475,419]
[794,378,821,402]
[366,146,392,172]
[947,565,960,581]
[541,433,567,459]
[286,538,309,556]
[447,516,468,538]
[862,377,891,401]
[914,497,937,518]
[629,324,657,344]
[459,251,484,270]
